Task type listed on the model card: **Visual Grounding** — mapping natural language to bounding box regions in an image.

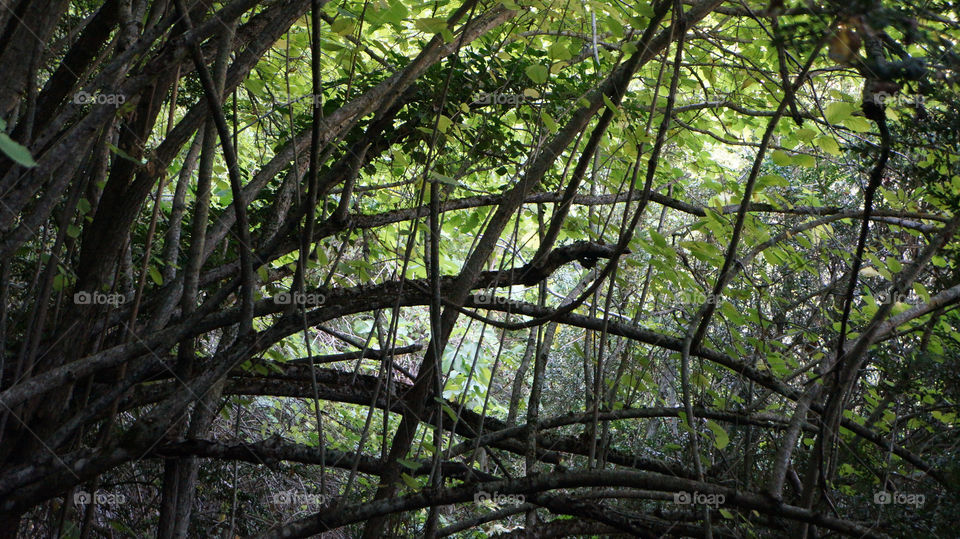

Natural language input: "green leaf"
[331,18,356,36]
[771,150,792,166]
[767,353,791,377]
[438,399,458,422]
[680,241,723,266]
[107,143,147,165]
[436,114,452,133]
[548,42,571,61]
[825,101,855,124]
[795,128,817,142]
[540,111,558,133]
[842,116,872,133]
[525,64,549,84]
[757,174,788,189]
[369,0,409,27]
[763,246,786,265]
[932,410,956,424]
[706,420,730,450]
[650,229,667,248]
[400,473,420,489]
[602,94,619,114]
[148,265,163,286]
[397,458,420,470]
[794,154,816,168]
[0,130,37,168]
[913,282,930,303]
[415,17,448,34]
[244,78,267,97]
[428,170,457,186]
[817,136,841,156]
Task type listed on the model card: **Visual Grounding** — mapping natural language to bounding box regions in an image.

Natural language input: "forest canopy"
[0,0,959,537]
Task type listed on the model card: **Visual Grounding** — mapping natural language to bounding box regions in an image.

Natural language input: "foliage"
[0,0,958,537]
